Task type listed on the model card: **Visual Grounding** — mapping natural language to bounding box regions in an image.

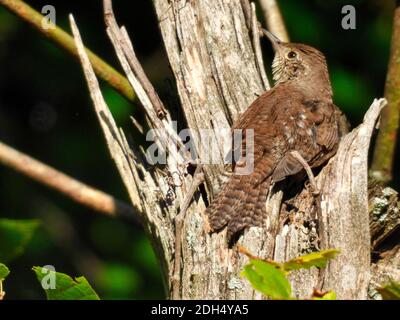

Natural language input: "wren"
[205,31,346,242]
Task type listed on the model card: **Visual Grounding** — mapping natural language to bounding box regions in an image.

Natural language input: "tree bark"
[369,245,400,299]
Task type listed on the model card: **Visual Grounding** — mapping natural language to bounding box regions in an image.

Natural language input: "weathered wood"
[369,184,400,249]
[369,245,400,299]
[274,99,386,299]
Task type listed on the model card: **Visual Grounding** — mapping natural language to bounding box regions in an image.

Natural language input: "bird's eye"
[287,51,297,59]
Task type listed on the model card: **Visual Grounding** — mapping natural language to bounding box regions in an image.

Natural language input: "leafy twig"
[240,247,339,299]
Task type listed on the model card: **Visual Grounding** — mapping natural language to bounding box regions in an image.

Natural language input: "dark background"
[0,0,395,299]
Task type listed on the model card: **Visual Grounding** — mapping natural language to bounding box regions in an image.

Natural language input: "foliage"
[0,219,38,300]
[377,280,400,300]
[0,219,40,263]
[240,247,339,300]
[0,219,100,300]
[0,263,10,280]
[242,259,292,299]
[0,263,9,299]
[283,249,339,271]
[0,263,10,299]
[33,266,100,300]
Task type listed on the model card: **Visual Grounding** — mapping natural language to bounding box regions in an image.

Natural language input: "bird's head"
[264,30,331,95]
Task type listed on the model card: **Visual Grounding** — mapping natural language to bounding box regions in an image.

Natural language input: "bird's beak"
[262,29,283,52]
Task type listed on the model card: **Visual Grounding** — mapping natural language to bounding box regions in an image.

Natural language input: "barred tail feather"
[206,172,271,242]
[206,174,244,232]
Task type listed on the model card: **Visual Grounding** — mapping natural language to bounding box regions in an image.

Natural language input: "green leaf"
[0,263,10,280]
[241,259,291,299]
[283,249,340,271]
[312,290,337,300]
[0,219,40,263]
[377,280,400,300]
[33,266,100,300]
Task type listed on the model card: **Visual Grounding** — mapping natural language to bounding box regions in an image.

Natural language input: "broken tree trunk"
[71,0,397,300]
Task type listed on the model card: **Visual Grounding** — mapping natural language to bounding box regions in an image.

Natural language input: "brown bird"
[206,31,346,242]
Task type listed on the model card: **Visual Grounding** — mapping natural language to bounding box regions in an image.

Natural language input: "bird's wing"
[230,84,339,185]
[273,99,340,180]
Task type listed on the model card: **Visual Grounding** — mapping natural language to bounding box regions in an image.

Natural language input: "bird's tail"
[206,172,270,242]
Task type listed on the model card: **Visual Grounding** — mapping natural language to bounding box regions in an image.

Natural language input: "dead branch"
[0,140,139,222]
[258,0,289,42]
[69,14,145,215]
[103,0,166,119]
[103,0,186,174]
[70,5,197,288]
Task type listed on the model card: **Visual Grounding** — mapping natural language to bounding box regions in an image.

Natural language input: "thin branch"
[103,0,187,186]
[251,2,270,90]
[0,140,140,222]
[130,116,144,135]
[258,0,289,42]
[289,150,324,285]
[371,1,400,184]
[70,14,179,284]
[171,164,204,300]
[103,0,166,119]
[0,0,135,102]
[119,26,184,152]
[69,14,144,215]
